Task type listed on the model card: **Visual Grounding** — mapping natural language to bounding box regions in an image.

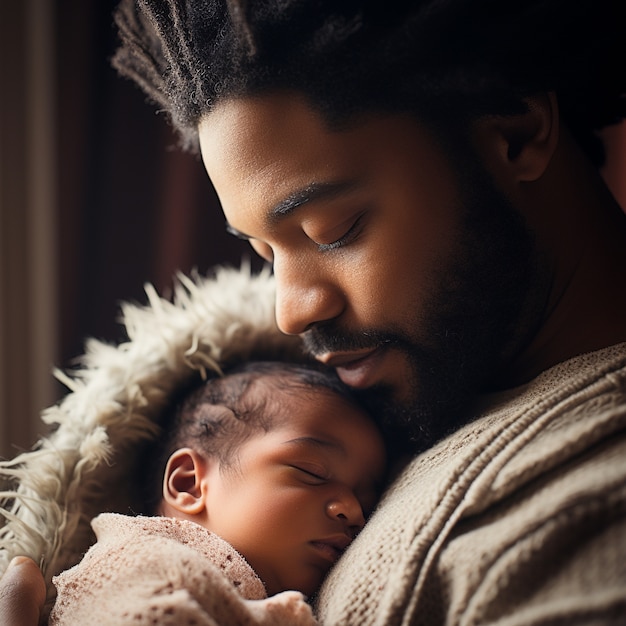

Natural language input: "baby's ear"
[162,448,210,515]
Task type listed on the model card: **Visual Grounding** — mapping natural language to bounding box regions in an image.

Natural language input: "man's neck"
[498,128,626,387]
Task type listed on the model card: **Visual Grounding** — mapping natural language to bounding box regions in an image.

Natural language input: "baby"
[49,361,387,625]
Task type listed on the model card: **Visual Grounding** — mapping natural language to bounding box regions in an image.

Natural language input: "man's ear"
[162,448,210,516]
[471,92,559,183]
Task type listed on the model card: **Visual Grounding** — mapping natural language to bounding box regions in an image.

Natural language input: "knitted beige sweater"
[315,343,626,625]
[49,514,316,626]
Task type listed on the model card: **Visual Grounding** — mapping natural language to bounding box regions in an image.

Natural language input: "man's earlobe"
[473,92,559,183]
[162,448,208,515]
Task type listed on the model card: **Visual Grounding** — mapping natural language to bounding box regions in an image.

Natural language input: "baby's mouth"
[310,534,351,563]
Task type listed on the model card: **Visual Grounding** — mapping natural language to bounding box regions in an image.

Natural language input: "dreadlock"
[113,0,625,165]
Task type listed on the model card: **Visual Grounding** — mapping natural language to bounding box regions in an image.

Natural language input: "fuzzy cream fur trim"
[0,265,303,611]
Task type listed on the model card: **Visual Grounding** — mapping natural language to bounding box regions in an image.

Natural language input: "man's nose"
[273,257,344,336]
[326,494,366,535]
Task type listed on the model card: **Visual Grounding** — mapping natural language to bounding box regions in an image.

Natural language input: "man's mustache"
[302,323,399,357]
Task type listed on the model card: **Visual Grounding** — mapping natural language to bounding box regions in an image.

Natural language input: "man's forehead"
[198,92,323,153]
[198,90,415,160]
[197,91,455,228]
[198,93,364,218]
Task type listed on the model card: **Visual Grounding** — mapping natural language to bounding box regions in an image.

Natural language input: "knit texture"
[316,343,626,625]
[49,513,316,625]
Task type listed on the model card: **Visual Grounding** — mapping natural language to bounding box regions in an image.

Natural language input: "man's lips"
[316,347,385,388]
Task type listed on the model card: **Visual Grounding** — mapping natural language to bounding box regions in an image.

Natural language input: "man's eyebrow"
[269,179,361,225]
[224,179,362,240]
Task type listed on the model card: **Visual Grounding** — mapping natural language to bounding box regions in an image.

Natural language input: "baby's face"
[199,387,386,596]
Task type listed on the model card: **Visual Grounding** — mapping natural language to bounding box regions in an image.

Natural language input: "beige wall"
[0,0,58,459]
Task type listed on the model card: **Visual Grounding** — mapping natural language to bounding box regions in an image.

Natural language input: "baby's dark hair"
[113,0,625,165]
[140,360,367,513]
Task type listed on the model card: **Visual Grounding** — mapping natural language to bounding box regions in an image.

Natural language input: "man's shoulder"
[418,342,626,511]
[316,344,626,625]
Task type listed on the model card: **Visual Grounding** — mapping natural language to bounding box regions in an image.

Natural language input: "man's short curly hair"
[113,0,625,164]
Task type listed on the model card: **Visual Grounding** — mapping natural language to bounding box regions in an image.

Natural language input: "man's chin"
[353,374,474,455]
[351,383,422,453]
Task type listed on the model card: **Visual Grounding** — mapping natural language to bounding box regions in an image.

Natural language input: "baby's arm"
[49,530,317,626]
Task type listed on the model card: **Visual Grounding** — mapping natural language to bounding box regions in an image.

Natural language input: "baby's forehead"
[235,371,386,480]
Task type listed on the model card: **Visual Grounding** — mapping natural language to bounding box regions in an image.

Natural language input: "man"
[112,0,626,448]
[4,0,626,622]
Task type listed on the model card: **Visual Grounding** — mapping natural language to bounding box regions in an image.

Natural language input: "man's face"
[198,385,386,596]
[198,92,544,449]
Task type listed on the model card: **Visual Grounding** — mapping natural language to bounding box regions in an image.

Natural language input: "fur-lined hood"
[0,266,304,612]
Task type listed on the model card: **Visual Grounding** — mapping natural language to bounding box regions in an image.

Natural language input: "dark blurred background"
[1,0,625,457]
[0,0,259,457]
[52,0,259,362]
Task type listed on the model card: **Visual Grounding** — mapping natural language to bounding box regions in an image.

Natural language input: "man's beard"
[303,164,547,454]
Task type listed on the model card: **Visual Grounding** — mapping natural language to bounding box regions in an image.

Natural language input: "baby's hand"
[245,590,318,625]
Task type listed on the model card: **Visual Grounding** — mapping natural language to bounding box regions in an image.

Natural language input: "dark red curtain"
[54,0,261,366]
